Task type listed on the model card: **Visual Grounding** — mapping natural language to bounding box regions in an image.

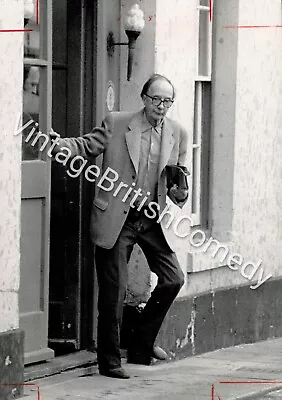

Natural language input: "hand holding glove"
[168,184,189,206]
[166,165,190,207]
[49,128,60,140]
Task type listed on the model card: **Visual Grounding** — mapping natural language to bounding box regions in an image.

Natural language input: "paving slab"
[22,338,282,400]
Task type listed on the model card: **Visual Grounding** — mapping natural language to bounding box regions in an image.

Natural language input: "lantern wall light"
[107,4,145,81]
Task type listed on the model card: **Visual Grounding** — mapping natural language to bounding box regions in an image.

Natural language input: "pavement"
[23,338,282,400]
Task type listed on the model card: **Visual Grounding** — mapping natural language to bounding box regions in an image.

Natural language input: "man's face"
[24,66,40,95]
[142,79,174,124]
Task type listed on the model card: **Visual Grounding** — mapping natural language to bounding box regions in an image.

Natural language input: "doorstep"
[24,350,97,382]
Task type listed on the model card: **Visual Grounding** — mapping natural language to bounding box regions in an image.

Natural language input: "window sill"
[187,239,233,273]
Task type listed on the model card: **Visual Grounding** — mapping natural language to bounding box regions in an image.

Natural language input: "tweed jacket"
[57,109,188,249]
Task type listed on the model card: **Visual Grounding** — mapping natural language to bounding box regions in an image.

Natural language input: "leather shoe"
[127,346,168,365]
[99,367,130,379]
[127,351,151,365]
[152,346,168,360]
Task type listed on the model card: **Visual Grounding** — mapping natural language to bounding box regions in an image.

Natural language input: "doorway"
[49,0,98,355]
[20,0,98,365]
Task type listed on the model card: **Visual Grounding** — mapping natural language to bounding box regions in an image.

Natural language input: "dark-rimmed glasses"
[145,94,174,108]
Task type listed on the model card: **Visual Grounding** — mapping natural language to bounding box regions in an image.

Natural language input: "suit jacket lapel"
[125,110,144,175]
[158,117,175,176]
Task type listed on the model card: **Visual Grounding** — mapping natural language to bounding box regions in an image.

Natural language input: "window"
[22,0,52,160]
[192,0,213,227]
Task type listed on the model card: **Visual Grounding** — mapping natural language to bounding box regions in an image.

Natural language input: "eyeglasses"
[145,94,174,108]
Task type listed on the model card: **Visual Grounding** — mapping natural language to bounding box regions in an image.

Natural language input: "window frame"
[23,0,52,162]
[191,1,213,228]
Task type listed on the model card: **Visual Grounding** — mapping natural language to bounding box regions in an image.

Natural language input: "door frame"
[48,0,99,352]
[21,0,54,364]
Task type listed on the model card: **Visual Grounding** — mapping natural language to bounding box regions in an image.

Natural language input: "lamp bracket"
[107,31,128,57]
[106,29,142,80]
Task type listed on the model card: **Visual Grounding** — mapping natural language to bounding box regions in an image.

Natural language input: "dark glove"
[168,184,189,206]
[166,165,189,207]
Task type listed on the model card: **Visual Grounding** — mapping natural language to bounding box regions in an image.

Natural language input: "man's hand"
[168,184,189,206]
[50,128,60,139]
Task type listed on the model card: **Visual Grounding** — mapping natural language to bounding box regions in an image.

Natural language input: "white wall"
[153,0,198,295]
[119,0,157,112]
[0,1,23,332]
[232,0,282,279]
[188,0,282,295]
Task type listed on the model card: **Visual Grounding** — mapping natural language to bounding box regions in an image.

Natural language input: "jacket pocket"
[93,197,108,210]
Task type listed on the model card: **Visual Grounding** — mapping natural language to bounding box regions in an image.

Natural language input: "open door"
[19,1,54,364]
[48,0,97,354]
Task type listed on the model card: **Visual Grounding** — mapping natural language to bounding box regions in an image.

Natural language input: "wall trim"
[156,277,282,360]
[0,329,24,399]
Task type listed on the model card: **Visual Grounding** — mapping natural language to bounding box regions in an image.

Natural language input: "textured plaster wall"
[154,0,197,296]
[0,2,23,331]
[155,0,197,133]
[119,0,157,111]
[209,0,239,243]
[232,0,282,280]
[187,0,282,296]
[96,0,122,120]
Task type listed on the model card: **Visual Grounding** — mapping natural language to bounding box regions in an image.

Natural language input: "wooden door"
[19,0,54,364]
[48,0,97,353]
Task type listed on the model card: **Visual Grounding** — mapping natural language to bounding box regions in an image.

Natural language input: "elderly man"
[51,74,189,379]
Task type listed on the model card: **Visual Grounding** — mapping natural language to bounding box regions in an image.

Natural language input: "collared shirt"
[135,112,162,207]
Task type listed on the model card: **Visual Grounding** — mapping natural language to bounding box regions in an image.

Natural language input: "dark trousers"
[95,211,185,370]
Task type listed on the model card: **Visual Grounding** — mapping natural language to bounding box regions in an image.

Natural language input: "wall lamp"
[107,4,145,81]
[24,0,34,26]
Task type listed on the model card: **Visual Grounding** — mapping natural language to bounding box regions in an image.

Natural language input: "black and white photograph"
[0,0,282,399]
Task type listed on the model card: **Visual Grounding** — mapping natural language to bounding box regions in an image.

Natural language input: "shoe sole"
[99,370,130,379]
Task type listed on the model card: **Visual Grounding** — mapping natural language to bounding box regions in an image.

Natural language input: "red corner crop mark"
[211,384,222,400]
[36,0,39,25]
[0,0,39,32]
[224,25,282,29]
[209,0,212,22]
[0,29,33,32]
[213,381,282,399]
[0,383,40,399]
[220,381,282,384]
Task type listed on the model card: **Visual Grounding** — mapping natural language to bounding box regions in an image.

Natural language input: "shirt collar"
[142,111,163,135]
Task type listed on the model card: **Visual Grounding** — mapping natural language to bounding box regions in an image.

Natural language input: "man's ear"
[141,95,146,105]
